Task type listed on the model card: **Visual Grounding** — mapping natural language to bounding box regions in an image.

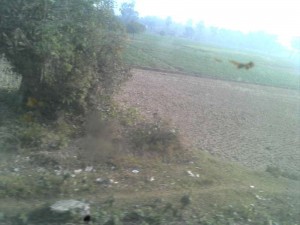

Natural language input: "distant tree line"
[138,16,288,54]
[119,2,145,37]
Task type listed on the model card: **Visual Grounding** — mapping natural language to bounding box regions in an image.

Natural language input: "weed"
[129,117,182,162]
[18,122,70,150]
[0,173,63,199]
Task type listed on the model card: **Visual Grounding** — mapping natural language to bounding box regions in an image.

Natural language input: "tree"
[120,2,139,24]
[0,0,129,119]
[119,2,144,37]
[126,21,146,37]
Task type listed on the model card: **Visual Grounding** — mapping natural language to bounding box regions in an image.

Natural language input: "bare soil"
[116,69,300,174]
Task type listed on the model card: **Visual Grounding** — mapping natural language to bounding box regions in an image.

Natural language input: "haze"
[116,0,300,48]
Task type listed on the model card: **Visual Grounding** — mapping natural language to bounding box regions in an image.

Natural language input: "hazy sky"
[116,0,300,47]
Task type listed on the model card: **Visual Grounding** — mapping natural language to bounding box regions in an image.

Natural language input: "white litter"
[187,170,199,178]
[50,200,90,214]
[132,170,139,174]
[85,166,93,172]
[74,169,82,174]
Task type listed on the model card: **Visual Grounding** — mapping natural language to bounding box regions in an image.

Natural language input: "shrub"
[0,0,130,119]
[18,121,73,150]
[129,117,182,161]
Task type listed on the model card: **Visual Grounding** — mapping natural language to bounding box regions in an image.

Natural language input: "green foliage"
[126,21,146,36]
[119,2,145,37]
[0,173,63,198]
[0,0,129,118]
[18,120,73,150]
[120,2,139,23]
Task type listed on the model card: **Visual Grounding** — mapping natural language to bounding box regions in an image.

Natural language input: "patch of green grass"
[266,165,300,180]
[123,33,300,89]
[0,172,64,199]
[1,148,299,224]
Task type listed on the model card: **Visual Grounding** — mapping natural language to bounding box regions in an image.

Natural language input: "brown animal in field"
[229,60,254,69]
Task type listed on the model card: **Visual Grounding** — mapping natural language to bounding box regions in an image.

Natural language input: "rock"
[50,200,90,215]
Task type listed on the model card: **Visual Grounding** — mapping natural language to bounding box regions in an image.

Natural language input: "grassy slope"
[123,33,300,89]
[1,150,299,224]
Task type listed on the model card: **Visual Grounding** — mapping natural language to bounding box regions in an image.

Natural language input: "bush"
[129,117,182,161]
[0,0,130,119]
[18,120,74,150]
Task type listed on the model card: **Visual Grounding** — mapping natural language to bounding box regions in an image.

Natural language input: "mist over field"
[1,1,299,224]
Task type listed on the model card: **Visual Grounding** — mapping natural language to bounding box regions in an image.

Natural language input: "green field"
[123,33,300,89]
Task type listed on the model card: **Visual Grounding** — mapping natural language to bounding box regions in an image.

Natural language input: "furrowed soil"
[116,69,300,174]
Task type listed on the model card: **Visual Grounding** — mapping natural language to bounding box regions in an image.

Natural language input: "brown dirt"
[115,69,300,174]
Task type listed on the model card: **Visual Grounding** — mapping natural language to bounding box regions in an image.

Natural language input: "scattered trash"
[110,179,119,184]
[50,200,90,215]
[149,176,155,182]
[250,185,255,189]
[96,178,118,185]
[187,170,194,176]
[71,174,76,178]
[255,195,266,200]
[74,169,82,174]
[187,170,199,177]
[85,166,93,172]
[13,168,19,172]
[132,169,139,174]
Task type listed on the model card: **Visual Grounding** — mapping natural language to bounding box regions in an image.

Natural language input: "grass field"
[123,33,300,89]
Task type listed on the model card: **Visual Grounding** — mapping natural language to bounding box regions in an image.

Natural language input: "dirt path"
[116,69,300,174]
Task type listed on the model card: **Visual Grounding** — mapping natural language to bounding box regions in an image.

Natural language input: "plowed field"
[116,69,300,174]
